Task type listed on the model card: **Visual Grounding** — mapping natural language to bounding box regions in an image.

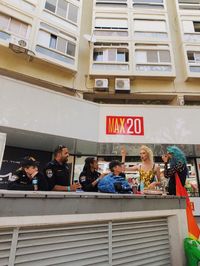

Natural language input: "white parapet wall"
[0,191,188,266]
[0,210,188,266]
[0,75,200,145]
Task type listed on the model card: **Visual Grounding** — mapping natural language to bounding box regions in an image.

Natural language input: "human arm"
[7,173,34,191]
[52,183,81,192]
[121,146,139,171]
[121,146,126,164]
[7,181,33,191]
[148,164,161,189]
[97,174,116,193]
[44,164,81,191]
[79,172,105,192]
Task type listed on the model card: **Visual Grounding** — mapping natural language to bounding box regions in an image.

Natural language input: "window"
[68,3,78,23]
[0,13,29,38]
[44,0,78,23]
[135,46,171,72]
[134,19,168,39]
[96,0,127,7]
[194,22,200,32]
[94,18,128,37]
[182,20,200,42]
[179,0,200,10]
[93,48,128,62]
[95,18,128,29]
[36,29,76,65]
[45,0,56,12]
[132,0,164,9]
[93,51,103,61]
[136,50,170,63]
[183,20,200,33]
[49,34,57,49]
[187,51,200,63]
[92,43,129,71]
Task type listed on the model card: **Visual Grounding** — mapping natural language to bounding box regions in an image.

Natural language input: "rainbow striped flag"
[176,173,200,240]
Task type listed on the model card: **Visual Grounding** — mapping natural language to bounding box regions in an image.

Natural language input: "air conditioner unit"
[115,78,130,93]
[94,79,108,91]
[9,36,29,53]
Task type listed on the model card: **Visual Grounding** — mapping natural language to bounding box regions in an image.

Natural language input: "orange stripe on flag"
[175,173,200,240]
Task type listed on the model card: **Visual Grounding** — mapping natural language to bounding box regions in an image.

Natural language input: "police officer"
[44,145,81,191]
[7,157,48,191]
[79,157,105,192]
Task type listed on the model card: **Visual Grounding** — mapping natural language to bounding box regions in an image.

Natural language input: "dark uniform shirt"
[44,160,70,191]
[79,170,101,192]
[7,169,48,191]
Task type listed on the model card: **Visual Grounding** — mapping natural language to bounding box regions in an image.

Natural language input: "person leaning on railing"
[162,146,188,195]
[44,145,81,192]
[98,160,132,194]
[79,157,106,192]
[7,157,48,191]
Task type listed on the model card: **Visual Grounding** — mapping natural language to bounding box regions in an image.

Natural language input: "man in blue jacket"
[98,160,131,193]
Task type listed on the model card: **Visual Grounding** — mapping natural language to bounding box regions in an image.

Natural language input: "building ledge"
[0,190,186,217]
[0,68,77,97]
[83,91,176,104]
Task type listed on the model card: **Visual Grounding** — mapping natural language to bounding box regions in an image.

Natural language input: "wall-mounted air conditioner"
[9,36,29,53]
[115,78,130,93]
[94,79,109,91]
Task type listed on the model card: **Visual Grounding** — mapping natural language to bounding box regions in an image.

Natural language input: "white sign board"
[99,105,200,144]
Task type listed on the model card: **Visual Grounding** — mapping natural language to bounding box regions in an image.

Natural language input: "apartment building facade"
[0,0,200,194]
[0,0,200,104]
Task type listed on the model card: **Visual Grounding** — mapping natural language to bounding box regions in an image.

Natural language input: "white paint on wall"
[0,75,200,145]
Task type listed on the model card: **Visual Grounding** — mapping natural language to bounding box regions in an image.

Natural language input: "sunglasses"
[55,145,67,153]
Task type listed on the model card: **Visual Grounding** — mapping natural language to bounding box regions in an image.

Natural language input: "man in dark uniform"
[44,145,81,191]
[7,157,48,191]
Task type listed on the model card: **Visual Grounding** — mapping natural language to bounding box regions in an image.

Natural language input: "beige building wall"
[0,0,200,104]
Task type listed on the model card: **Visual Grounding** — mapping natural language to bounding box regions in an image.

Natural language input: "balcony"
[133,16,170,42]
[133,43,175,78]
[93,15,129,40]
[184,48,200,78]
[90,43,130,76]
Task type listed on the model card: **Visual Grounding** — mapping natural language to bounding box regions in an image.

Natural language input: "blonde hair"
[140,145,154,163]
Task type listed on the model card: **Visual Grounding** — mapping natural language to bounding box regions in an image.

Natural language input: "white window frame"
[187,51,200,64]
[135,49,171,65]
[44,0,79,25]
[132,0,165,9]
[178,0,200,10]
[0,13,30,40]
[37,29,76,59]
[95,0,128,7]
[93,43,129,64]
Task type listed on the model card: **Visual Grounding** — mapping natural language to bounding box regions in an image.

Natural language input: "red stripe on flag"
[175,173,200,240]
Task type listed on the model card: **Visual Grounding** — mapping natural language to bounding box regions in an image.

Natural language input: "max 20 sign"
[106,116,144,136]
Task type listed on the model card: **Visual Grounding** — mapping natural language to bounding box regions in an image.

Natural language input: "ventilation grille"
[112,218,171,266]
[0,218,171,266]
[0,229,13,266]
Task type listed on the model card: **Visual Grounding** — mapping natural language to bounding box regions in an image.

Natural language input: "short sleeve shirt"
[44,160,70,190]
[79,170,100,192]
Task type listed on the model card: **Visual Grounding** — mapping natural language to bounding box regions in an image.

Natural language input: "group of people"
[7,144,189,196]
